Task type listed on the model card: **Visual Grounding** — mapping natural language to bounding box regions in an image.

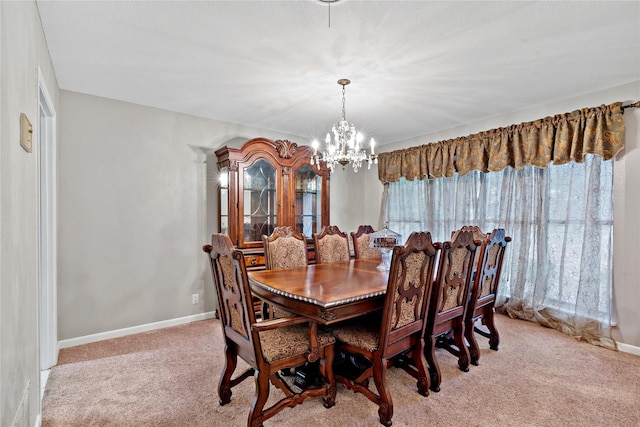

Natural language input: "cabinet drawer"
[244,254,265,268]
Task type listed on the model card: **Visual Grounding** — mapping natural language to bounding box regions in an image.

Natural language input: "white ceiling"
[36,0,640,145]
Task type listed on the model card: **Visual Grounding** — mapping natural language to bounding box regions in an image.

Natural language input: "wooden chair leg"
[424,335,441,393]
[248,370,270,427]
[484,311,500,350]
[219,344,237,405]
[372,358,393,427]
[454,321,470,372]
[465,318,480,366]
[411,340,430,396]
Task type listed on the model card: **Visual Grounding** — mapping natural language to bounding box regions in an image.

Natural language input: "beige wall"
[57,91,306,340]
[612,87,640,348]
[0,1,59,425]
[329,166,378,233]
[357,81,640,348]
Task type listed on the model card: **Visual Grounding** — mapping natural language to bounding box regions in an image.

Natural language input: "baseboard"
[616,341,640,356]
[54,310,640,355]
[58,311,217,349]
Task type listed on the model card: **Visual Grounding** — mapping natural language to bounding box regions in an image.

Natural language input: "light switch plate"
[20,113,32,153]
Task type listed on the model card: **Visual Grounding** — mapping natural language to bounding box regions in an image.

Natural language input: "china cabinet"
[215,137,331,269]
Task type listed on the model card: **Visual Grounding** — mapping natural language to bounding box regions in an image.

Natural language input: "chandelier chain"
[341,84,346,121]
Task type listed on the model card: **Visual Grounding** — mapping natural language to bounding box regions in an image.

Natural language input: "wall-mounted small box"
[20,113,32,153]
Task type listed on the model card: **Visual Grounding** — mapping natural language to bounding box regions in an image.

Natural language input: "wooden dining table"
[248,258,390,325]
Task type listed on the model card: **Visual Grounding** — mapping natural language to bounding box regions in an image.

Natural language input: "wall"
[355,81,640,349]
[329,166,372,233]
[612,87,640,349]
[57,91,305,341]
[0,1,59,426]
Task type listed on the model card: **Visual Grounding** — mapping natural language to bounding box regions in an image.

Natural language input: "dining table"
[248,258,390,325]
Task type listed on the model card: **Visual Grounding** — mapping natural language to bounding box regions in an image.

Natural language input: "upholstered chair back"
[313,225,350,264]
[205,234,256,352]
[379,231,439,350]
[263,226,308,270]
[262,226,307,318]
[351,225,382,260]
[434,230,477,313]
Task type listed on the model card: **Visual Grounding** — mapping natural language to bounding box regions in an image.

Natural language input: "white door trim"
[37,66,58,370]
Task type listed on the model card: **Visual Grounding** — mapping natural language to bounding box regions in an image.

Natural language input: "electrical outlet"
[192,294,199,304]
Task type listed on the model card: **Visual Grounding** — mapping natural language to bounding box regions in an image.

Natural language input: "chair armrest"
[252,315,309,331]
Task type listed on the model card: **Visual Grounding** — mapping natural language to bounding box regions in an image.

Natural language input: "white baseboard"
[54,310,640,355]
[616,341,640,356]
[58,311,217,349]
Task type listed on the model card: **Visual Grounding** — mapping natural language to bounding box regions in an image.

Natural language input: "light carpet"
[42,314,640,426]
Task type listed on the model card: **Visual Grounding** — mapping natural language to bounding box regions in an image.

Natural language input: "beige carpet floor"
[42,314,640,426]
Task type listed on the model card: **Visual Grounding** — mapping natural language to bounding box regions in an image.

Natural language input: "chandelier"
[310,79,378,172]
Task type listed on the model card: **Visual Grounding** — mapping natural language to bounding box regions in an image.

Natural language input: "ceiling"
[36,0,640,146]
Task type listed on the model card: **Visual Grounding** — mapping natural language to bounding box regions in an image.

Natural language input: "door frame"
[37,66,58,370]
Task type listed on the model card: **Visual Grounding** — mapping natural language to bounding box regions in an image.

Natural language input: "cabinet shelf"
[244,186,276,192]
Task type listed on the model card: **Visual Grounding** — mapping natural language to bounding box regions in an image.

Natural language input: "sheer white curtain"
[386,155,615,348]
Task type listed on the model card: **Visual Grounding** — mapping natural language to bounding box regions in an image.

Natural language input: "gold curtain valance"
[378,102,625,183]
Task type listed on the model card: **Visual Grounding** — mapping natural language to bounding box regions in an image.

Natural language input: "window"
[386,155,614,341]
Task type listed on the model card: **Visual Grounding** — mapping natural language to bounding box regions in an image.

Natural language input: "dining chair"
[464,228,511,365]
[351,225,382,260]
[263,226,309,270]
[331,231,439,427]
[262,226,308,319]
[424,229,478,392]
[313,225,350,264]
[203,233,336,427]
[448,226,488,363]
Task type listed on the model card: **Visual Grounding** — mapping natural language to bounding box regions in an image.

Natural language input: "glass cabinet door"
[294,164,322,237]
[219,167,229,235]
[242,159,277,244]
